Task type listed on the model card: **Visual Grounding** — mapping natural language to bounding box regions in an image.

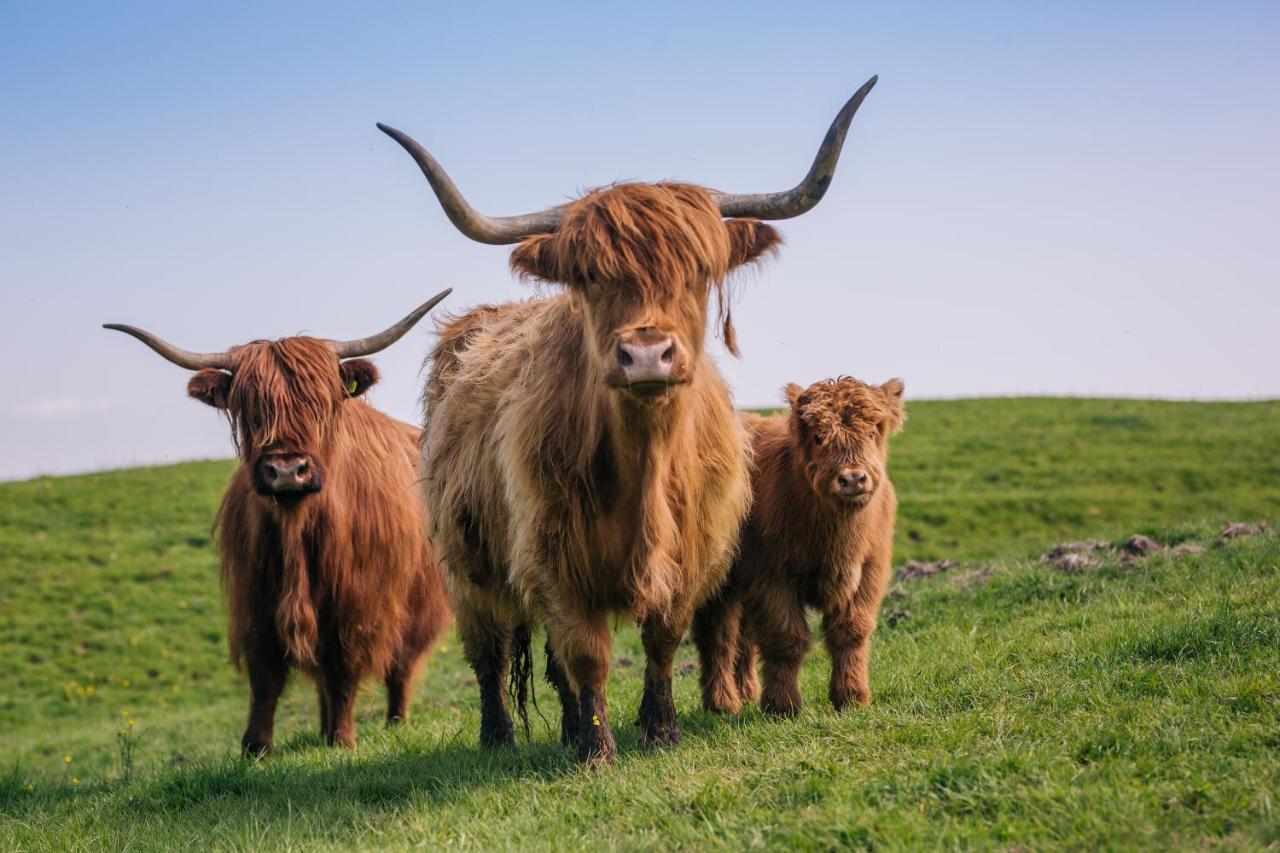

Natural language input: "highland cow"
[104,292,453,754]
[379,77,877,763]
[694,376,905,717]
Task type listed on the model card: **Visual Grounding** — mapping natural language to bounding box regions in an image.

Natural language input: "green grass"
[1,397,1278,849]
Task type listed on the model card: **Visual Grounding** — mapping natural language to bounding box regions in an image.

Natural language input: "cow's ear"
[784,382,805,410]
[188,369,231,409]
[725,219,782,270]
[880,377,906,434]
[510,234,563,284]
[339,359,379,398]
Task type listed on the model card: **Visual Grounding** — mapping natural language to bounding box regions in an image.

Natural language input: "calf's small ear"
[725,220,782,270]
[339,359,379,398]
[880,377,906,433]
[188,369,231,409]
[784,383,805,410]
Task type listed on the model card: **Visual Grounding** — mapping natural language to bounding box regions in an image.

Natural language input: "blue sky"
[2,2,1278,480]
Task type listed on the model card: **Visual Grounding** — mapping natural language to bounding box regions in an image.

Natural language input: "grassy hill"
[1,397,1277,849]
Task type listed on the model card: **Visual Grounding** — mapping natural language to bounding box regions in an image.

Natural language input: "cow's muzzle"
[606,329,689,399]
[254,454,322,499]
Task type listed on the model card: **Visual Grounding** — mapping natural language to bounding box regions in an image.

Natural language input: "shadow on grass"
[1,706,756,841]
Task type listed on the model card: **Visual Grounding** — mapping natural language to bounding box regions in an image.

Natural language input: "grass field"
[1,397,1278,849]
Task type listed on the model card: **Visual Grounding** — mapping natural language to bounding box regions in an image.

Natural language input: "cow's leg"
[734,629,760,705]
[322,660,360,748]
[822,604,876,711]
[692,592,742,714]
[241,650,288,757]
[752,584,811,718]
[543,636,579,747]
[637,612,684,748]
[549,609,614,765]
[384,659,416,725]
[316,679,333,739]
[459,606,515,748]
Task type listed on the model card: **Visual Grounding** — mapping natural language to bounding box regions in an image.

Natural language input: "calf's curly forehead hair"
[788,376,907,439]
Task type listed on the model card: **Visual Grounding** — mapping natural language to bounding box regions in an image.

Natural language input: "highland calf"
[380,78,877,763]
[694,376,905,717]
[105,293,452,754]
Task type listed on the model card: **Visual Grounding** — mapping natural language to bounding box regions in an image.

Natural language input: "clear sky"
[2,2,1278,481]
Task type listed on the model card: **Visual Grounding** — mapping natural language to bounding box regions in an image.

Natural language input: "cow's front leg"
[543,637,580,746]
[549,609,615,765]
[242,649,288,757]
[637,612,684,748]
[459,605,515,748]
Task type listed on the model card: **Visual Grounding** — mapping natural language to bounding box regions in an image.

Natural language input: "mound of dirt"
[1220,521,1272,540]
[1118,534,1163,565]
[1040,540,1110,572]
[896,559,958,581]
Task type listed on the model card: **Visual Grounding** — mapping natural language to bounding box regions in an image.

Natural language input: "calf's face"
[187,338,379,502]
[786,377,905,509]
[509,183,778,403]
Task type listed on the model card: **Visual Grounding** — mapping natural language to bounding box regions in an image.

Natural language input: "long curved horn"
[377,123,566,245]
[330,288,452,359]
[714,75,878,220]
[103,324,232,371]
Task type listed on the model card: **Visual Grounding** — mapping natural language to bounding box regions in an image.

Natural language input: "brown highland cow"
[379,77,877,764]
[104,292,453,754]
[694,376,905,717]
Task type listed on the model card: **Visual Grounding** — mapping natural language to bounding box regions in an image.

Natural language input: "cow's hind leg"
[316,680,333,739]
[543,637,579,747]
[692,592,743,714]
[734,630,760,705]
[637,613,684,749]
[384,659,418,725]
[242,650,288,757]
[323,662,360,748]
[752,586,811,718]
[459,605,516,748]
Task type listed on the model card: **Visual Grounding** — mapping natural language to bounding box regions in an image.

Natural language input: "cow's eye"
[812,433,823,446]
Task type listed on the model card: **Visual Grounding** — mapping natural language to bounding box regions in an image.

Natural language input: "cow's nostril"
[296,461,308,475]
[617,347,634,367]
[660,344,675,364]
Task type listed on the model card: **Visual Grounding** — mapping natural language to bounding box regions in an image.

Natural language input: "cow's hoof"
[640,723,682,750]
[760,693,803,719]
[479,718,516,748]
[577,726,617,767]
[240,738,272,758]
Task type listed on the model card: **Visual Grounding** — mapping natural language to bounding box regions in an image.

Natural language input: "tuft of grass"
[0,398,1277,849]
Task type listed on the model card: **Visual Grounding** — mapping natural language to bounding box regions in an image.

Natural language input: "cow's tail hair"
[507,623,548,739]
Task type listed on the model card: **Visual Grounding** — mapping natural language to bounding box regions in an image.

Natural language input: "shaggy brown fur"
[422,182,778,764]
[188,337,450,754]
[693,376,905,717]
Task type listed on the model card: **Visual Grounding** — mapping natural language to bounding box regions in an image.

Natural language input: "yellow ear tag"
[345,378,358,395]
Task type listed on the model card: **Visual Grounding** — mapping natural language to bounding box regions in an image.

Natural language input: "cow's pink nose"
[617,337,676,385]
